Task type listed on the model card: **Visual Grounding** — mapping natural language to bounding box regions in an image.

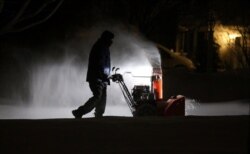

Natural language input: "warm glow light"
[213,23,242,54]
[228,33,241,40]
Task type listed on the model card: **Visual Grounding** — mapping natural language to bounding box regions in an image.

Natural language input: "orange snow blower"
[109,67,185,117]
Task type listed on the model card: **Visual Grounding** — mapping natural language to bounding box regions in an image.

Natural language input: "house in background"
[175,20,250,72]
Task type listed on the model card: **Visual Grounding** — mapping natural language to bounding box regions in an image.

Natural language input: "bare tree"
[0,0,64,35]
[235,25,250,69]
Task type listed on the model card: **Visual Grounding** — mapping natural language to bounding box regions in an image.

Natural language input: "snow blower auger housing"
[109,67,185,117]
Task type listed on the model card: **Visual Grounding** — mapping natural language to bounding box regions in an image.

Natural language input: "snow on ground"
[0,98,249,119]
[185,98,250,116]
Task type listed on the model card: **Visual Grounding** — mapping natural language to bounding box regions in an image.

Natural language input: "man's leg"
[72,82,103,118]
[94,85,107,117]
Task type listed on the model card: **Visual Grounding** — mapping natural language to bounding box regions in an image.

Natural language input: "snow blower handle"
[111,67,120,73]
[109,67,122,82]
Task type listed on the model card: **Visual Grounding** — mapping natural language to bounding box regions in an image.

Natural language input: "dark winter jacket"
[86,38,111,84]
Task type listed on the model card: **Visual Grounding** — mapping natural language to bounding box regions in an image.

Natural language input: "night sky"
[1,0,249,49]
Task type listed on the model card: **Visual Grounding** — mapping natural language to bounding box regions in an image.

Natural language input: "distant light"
[228,33,241,40]
[213,24,242,53]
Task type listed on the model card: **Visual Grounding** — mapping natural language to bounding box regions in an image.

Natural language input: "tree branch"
[0,0,64,35]
[19,0,53,22]
[1,0,31,32]
[13,0,63,33]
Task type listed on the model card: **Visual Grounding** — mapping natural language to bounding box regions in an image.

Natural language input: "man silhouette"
[72,30,114,118]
